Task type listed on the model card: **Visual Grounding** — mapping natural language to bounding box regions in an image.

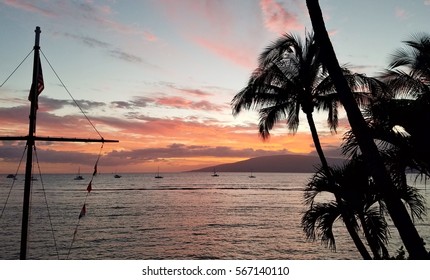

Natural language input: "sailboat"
[211,169,219,177]
[113,169,122,178]
[74,167,84,180]
[249,171,256,178]
[155,167,163,178]
[0,27,118,259]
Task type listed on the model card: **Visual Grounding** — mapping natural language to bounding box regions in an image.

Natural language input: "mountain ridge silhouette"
[189,154,347,173]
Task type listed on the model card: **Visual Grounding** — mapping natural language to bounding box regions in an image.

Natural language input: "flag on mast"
[87,180,92,193]
[28,56,44,107]
[79,204,86,219]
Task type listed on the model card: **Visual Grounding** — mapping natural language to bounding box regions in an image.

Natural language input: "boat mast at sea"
[0,26,118,260]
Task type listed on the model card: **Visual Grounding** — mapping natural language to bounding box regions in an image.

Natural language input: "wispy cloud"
[259,0,303,34]
[193,36,256,69]
[38,96,106,112]
[154,96,226,111]
[425,0,430,6]
[105,143,288,162]
[3,0,56,17]
[5,0,158,41]
[62,32,154,65]
[63,33,111,48]
[166,85,213,97]
[109,49,143,63]
[395,7,409,20]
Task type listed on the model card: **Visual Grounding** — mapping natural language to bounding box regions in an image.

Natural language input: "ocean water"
[0,172,429,260]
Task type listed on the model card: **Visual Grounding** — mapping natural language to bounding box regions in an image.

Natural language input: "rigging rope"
[1,46,110,259]
[66,143,104,259]
[0,49,33,88]
[0,145,27,220]
[40,50,104,140]
[33,145,60,259]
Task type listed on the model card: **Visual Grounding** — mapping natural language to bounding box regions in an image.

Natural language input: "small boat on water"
[114,174,122,178]
[249,171,256,178]
[155,167,163,179]
[211,169,219,177]
[74,167,84,180]
[6,174,16,179]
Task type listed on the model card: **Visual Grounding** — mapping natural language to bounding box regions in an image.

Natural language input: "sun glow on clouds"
[5,0,425,173]
[260,0,303,34]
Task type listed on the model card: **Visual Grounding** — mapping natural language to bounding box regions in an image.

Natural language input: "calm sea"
[0,172,429,260]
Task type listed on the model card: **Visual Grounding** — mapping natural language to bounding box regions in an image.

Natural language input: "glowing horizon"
[1,0,428,173]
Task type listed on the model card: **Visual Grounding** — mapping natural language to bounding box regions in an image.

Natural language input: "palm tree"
[305,0,429,259]
[383,33,430,103]
[231,32,374,259]
[302,158,389,259]
[380,33,430,176]
[302,156,426,259]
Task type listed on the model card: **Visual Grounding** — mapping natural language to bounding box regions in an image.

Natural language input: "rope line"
[66,143,104,259]
[33,145,60,259]
[0,49,33,88]
[0,145,27,220]
[40,50,104,139]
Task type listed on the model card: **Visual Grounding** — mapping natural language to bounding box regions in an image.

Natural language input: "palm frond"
[363,206,390,253]
[301,202,340,251]
[396,184,426,222]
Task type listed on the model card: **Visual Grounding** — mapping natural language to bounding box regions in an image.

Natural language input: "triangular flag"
[87,180,92,193]
[93,163,97,176]
[79,204,86,219]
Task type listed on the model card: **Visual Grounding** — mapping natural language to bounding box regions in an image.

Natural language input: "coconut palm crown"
[231,32,374,138]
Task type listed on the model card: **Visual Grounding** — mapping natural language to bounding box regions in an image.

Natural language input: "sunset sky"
[1,0,429,173]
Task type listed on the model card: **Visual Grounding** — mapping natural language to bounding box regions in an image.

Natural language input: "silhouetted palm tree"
[380,33,430,176]
[302,163,388,259]
[303,156,426,259]
[231,32,375,259]
[305,0,429,259]
[383,33,430,102]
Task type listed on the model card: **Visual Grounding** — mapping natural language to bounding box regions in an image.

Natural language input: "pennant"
[87,180,92,193]
[93,163,98,176]
[79,204,86,219]
[28,56,44,107]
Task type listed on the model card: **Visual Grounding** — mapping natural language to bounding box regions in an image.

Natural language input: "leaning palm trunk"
[306,112,372,259]
[358,213,382,259]
[306,0,428,259]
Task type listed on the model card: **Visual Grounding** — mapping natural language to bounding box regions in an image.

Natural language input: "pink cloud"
[4,0,56,17]
[154,96,226,111]
[193,37,256,69]
[143,31,158,42]
[259,0,303,34]
[395,7,409,20]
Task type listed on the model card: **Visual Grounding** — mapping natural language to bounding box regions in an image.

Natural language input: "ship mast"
[0,26,118,260]
[20,25,41,261]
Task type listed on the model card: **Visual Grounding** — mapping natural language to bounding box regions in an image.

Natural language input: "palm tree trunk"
[306,0,428,259]
[306,113,372,259]
[358,213,381,259]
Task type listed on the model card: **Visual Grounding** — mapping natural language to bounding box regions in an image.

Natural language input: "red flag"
[93,163,97,176]
[28,56,44,105]
[87,180,92,193]
[79,204,86,219]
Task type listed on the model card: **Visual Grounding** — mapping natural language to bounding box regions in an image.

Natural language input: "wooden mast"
[0,26,118,260]
[20,26,41,260]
